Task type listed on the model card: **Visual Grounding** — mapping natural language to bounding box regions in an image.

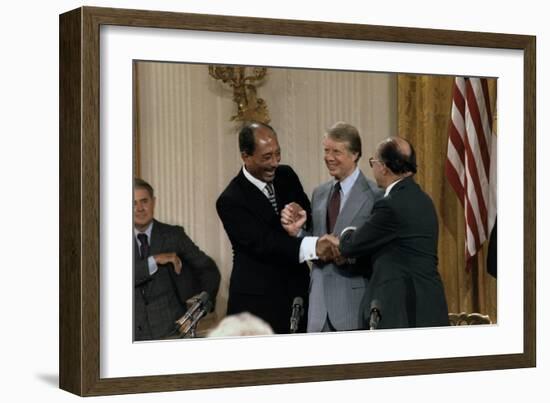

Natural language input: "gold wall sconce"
[208,65,271,124]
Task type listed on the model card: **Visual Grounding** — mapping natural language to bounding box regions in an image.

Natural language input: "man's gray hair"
[134,177,154,198]
[325,121,362,162]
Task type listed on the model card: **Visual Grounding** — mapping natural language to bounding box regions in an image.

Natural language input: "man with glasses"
[281,122,382,332]
[328,136,449,329]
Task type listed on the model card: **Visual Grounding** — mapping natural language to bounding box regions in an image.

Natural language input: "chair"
[448,312,492,326]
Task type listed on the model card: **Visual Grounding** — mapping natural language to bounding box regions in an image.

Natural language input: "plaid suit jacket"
[134,220,220,340]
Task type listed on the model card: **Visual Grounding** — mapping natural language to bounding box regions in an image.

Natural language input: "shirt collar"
[384,178,404,197]
[134,220,154,240]
[242,165,270,192]
[335,166,360,197]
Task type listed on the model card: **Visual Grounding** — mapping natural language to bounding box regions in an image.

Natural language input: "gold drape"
[397,74,497,321]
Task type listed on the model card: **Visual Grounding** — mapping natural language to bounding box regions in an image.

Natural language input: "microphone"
[369,299,382,330]
[290,296,304,333]
[180,299,214,338]
[174,291,210,330]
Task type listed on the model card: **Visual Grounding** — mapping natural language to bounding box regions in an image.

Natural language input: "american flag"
[446,77,497,269]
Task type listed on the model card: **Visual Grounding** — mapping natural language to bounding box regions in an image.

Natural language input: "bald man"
[333,136,449,329]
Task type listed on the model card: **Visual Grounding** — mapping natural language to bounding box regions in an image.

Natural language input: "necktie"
[265,183,278,214]
[326,182,341,233]
[137,233,150,260]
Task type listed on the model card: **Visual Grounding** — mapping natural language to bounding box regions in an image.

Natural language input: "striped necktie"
[265,183,278,214]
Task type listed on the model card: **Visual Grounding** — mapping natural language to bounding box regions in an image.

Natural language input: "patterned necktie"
[137,233,150,260]
[265,183,278,214]
[326,182,341,234]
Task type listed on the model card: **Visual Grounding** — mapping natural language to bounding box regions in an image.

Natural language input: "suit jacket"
[307,171,382,332]
[134,219,221,341]
[216,165,311,333]
[339,176,449,329]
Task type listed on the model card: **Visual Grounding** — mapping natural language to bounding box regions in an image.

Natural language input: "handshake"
[280,202,342,263]
[315,234,341,262]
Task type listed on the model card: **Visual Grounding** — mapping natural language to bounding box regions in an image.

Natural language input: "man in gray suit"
[281,122,382,332]
[134,178,220,341]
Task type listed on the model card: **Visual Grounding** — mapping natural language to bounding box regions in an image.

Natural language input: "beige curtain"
[397,74,497,321]
[134,61,395,320]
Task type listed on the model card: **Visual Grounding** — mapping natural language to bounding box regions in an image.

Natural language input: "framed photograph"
[59,6,536,396]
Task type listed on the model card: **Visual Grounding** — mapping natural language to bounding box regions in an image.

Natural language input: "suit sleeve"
[217,195,303,264]
[174,226,221,305]
[291,169,313,233]
[339,198,398,258]
[295,187,317,238]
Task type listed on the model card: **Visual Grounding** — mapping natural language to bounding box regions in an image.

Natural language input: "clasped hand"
[316,234,342,262]
[281,202,307,237]
[154,252,183,275]
[281,204,344,264]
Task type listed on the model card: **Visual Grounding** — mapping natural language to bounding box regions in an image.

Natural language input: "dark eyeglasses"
[368,157,383,168]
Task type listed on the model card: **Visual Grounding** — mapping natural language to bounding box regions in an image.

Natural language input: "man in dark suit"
[216,122,311,334]
[134,178,220,341]
[332,137,449,329]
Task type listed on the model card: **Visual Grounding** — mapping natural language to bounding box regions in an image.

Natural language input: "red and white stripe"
[446,77,497,268]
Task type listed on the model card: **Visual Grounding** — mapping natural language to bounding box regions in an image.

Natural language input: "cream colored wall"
[135,61,396,320]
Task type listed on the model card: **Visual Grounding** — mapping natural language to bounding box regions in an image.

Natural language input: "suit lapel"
[149,220,166,256]
[333,172,371,235]
[313,182,331,236]
[133,237,141,266]
[236,171,277,221]
[272,174,284,213]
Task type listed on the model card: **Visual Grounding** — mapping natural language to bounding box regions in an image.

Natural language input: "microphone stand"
[369,300,382,330]
[289,297,304,334]
[179,301,213,338]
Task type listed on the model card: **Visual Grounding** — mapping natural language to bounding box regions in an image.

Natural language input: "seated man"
[133,178,221,341]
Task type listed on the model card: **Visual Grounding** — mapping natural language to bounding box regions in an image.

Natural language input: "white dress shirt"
[298,167,361,262]
[242,165,275,199]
